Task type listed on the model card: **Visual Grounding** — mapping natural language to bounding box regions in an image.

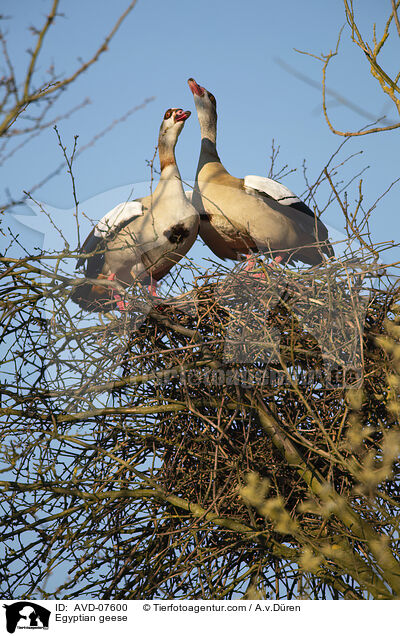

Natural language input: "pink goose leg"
[244,254,283,277]
[147,278,159,297]
[107,273,129,312]
[147,274,165,302]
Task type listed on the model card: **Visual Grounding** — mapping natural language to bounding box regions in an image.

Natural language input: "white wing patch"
[244,175,300,206]
[94,201,144,238]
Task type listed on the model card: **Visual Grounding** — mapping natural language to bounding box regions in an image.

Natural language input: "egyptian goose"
[187,78,333,267]
[72,108,199,312]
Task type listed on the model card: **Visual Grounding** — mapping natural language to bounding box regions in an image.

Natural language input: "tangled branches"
[1,243,400,599]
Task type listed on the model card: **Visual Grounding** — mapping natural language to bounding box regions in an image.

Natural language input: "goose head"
[188,78,217,132]
[159,107,191,147]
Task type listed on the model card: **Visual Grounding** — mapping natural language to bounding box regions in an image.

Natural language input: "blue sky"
[2,0,399,265]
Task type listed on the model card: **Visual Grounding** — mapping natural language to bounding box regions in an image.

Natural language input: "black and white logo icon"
[3,602,50,634]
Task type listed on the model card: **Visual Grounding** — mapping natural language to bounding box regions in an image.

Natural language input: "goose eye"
[164,109,172,119]
[208,93,216,106]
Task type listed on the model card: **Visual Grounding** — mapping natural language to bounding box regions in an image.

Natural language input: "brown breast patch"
[164,223,190,244]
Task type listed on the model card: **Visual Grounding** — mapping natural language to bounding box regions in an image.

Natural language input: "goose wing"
[76,201,144,271]
[184,190,193,204]
[244,175,333,257]
[244,175,315,223]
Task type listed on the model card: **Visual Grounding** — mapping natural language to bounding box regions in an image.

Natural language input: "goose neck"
[159,161,181,182]
[158,136,178,174]
[201,136,219,159]
[199,118,217,147]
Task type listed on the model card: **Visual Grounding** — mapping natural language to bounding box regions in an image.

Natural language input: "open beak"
[188,78,204,97]
[175,110,191,122]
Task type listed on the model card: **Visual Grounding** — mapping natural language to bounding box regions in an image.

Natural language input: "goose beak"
[175,110,191,122]
[188,78,204,97]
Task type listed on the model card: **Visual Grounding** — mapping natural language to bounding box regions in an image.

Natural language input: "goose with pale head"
[188,77,333,268]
